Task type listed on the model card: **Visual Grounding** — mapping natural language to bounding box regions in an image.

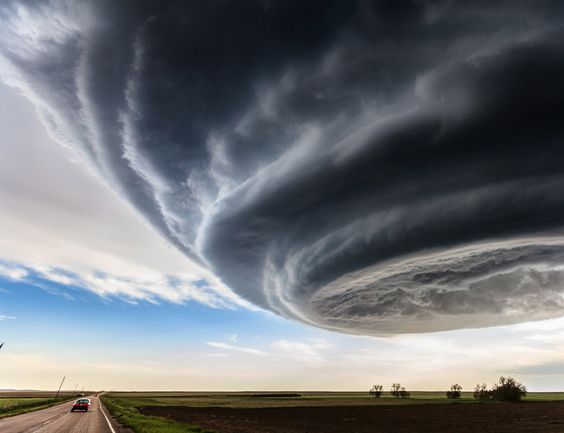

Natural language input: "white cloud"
[207,337,332,364]
[270,339,332,363]
[206,341,266,356]
[511,317,564,332]
[0,261,240,308]
[0,314,16,321]
[0,263,27,281]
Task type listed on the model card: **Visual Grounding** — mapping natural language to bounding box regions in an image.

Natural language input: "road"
[0,395,127,433]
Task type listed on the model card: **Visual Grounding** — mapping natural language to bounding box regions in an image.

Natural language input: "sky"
[2,0,564,391]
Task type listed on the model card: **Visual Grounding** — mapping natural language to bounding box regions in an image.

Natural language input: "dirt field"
[140,401,564,433]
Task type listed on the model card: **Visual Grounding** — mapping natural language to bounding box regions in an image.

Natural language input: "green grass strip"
[0,397,75,419]
[101,395,215,433]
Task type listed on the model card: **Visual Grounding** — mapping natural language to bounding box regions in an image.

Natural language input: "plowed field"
[141,401,564,433]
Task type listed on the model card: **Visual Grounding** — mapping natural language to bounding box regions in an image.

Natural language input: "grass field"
[0,397,62,419]
[101,395,214,433]
[0,397,52,409]
[0,391,91,418]
[101,391,564,433]
[0,391,87,398]
[105,390,564,408]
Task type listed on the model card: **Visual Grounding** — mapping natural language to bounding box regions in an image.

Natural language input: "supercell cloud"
[2,0,564,334]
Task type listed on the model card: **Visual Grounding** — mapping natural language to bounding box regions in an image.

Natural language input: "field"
[0,397,61,419]
[102,392,564,433]
[0,391,89,418]
[0,391,84,398]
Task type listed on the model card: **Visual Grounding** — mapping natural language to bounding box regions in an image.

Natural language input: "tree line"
[369,376,527,402]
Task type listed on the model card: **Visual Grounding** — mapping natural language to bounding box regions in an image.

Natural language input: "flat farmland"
[0,391,81,398]
[0,391,88,418]
[0,398,51,409]
[106,391,481,408]
[102,392,564,433]
[0,397,58,418]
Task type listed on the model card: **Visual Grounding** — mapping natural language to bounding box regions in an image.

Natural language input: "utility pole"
[55,376,66,399]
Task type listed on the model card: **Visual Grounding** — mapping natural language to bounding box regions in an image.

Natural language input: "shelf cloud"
[2,0,564,334]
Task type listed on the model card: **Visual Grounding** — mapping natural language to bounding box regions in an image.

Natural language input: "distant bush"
[391,383,410,399]
[473,383,493,401]
[492,376,527,402]
[474,377,527,402]
[446,384,462,399]
[400,388,411,399]
[369,385,383,398]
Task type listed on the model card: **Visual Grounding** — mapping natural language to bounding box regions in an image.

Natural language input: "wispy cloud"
[270,339,331,363]
[0,259,250,309]
[206,337,332,363]
[0,314,16,321]
[207,341,266,356]
[0,263,27,281]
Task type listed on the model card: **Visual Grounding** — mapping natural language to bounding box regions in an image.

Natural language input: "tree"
[492,376,527,402]
[473,383,492,401]
[391,383,410,399]
[369,384,383,398]
[446,384,462,399]
[473,377,527,402]
[400,387,411,399]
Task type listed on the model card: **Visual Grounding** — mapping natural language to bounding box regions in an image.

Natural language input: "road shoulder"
[99,396,135,433]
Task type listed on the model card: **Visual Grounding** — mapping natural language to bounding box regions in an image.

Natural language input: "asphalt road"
[0,395,125,433]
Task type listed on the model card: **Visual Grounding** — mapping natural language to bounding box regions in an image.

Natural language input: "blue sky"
[2,273,256,359]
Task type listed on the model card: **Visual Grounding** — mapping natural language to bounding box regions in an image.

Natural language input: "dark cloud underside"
[2,0,564,334]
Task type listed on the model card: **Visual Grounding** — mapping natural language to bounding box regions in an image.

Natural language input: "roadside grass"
[101,395,215,433]
[0,397,70,419]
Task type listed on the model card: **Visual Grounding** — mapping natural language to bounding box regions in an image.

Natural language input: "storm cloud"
[2,0,564,334]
